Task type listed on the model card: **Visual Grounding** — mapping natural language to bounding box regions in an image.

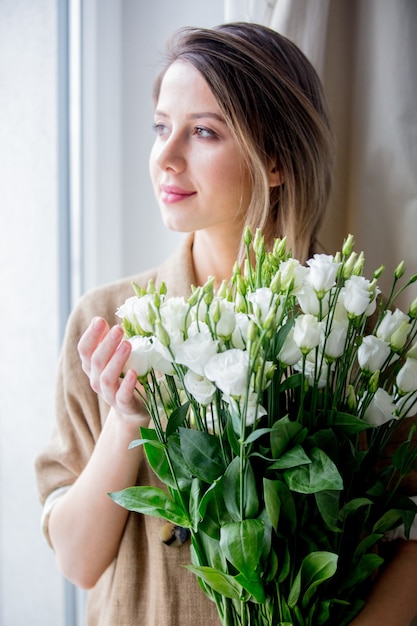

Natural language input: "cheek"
[149,147,159,186]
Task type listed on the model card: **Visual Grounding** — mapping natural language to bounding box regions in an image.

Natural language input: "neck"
[192,229,241,288]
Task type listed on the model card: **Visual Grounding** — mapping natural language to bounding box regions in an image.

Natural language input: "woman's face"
[149,61,252,238]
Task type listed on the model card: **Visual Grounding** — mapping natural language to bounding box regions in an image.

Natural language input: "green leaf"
[332,412,373,434]
[226,417,241,455]
[143,440,174,487]
[263,478,281,531]
[166,401,189,436]
[284,448,343,494]
[244,427,272,445]
[263,478,297,534]
[223,457,259,520]
[288,551,338,609]
[166,435,194,487]
[179,427,225,483]
[373,509,406,533]
[193,529,227,571]
[277,539,291,583]
[340,553,383,590]
[198,480,228,538]
[271,416,303,458]
[353,533,383,560]
[274,318,294,355]
[219,520,265,578]
[235,571,265,603]
[315,490,341,531]
[130,426,163,450]
[269,444,311,470]
[109,486,190,527]
[339,497,372,521]
[279,373,303,393]
[301,552,338,605]
[184,565,242,601]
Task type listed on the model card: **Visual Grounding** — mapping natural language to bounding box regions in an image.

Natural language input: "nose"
[154,132,186,173]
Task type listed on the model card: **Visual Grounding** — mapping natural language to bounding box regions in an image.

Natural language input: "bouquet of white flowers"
[111,229,417,626]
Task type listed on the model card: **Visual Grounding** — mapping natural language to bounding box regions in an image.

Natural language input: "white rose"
[247,288,275,321]
[377,309,409,343]
[321,318,348,360]
[306,254,340,295]
[364,388,397,426]
[160,296,190,334]
[297,283,330,316]
[184,370,216,405]
[175,334,219,376]
[205,349,250,397]
[115,294,156,333]
[293,314,322,353]
[278,327,302,366]
[116,296,137,323]
[278,258,308,294]
[124,336,157,377]
[342,276,375,317]
[396,358,417,395]
[357,335,391,374]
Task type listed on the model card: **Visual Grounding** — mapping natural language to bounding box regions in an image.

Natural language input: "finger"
[78,317,110,373]
[98,339,132,402]
[90,326,125,393]
[114,369,142,415]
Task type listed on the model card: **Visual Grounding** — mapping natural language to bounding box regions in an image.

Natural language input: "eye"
[193,126,218,139]
[152,123,169,136]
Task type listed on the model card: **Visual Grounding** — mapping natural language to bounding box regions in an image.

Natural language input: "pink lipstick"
[160,184,196,204]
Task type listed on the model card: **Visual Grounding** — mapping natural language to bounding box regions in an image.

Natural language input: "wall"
[0,1,63,625]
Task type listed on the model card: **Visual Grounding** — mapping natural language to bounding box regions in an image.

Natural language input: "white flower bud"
[396,358,417,395]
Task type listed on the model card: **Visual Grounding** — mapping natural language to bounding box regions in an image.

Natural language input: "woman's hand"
[49,317,150,588]
[78,316,143,420]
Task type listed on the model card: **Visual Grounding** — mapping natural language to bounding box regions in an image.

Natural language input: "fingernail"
[110,325,123,339]
[93,317,104,330]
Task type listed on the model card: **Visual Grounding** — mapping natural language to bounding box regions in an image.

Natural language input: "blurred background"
[0,1,415,625]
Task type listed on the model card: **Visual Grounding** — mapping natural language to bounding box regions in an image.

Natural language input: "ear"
[268,165,284,188]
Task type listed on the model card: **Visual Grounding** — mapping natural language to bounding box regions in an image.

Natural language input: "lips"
[160,184,196,204]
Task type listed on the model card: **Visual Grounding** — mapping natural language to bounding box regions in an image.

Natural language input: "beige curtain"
[225,0,417,310]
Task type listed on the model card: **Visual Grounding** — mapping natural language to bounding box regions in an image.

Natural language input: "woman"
[35,23,417,626]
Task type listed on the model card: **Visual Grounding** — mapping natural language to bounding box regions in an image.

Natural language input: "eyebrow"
[154,110,227,124]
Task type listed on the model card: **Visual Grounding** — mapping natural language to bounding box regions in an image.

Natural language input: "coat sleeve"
[34,273,155,507]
